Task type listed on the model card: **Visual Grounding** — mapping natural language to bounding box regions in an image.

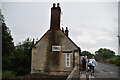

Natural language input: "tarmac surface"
[80,62,120,80]
[94,62,119,78]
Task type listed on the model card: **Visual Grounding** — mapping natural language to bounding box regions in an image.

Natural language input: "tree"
[81,50,94,59]
[9,38,35,75]
[2,37,36,78]
[2,23,14,56]
[2,21,37,77]
[2,22,15,71]
[95,48,115,60]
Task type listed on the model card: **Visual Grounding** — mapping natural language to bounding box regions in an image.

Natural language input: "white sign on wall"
[52,46,61,51]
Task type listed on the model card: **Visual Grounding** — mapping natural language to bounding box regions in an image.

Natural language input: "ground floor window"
[66,53,70,67]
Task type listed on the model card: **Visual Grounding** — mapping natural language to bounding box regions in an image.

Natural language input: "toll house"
[31,3,81,75]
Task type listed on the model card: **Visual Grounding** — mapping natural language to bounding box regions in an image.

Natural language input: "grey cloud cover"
[2,2,118,54]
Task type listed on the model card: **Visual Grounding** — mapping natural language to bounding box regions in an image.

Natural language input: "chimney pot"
[57,3,60,7]
[53,3,56,7]
[66,27,68,30]
[62,27,64,33]
[65,27,69,37]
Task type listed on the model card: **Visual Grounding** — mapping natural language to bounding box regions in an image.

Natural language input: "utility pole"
[118,36,120,47]
[117,36,120,55]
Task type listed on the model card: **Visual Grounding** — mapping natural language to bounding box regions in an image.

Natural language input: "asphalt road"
[94,62,120,79]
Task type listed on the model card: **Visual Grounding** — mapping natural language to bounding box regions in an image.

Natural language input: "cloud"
[2,2,118,54]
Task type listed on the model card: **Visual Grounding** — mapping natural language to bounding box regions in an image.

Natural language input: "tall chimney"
[50,3,61,30]
[65,27,69,37]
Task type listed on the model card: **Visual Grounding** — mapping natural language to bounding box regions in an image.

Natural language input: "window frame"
[66,53,70,67]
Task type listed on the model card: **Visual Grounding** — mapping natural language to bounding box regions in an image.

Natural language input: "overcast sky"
[1,2,119,54]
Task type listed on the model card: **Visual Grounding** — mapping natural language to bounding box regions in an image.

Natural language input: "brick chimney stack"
[50,3,61,30]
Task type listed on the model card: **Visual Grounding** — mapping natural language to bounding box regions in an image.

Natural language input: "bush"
[107,57,115,64]
[107,57,120,66]
[2,70,16,78]
[115,58,120,66]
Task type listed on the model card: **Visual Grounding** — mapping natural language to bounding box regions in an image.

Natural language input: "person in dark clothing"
[82,57,86,73]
